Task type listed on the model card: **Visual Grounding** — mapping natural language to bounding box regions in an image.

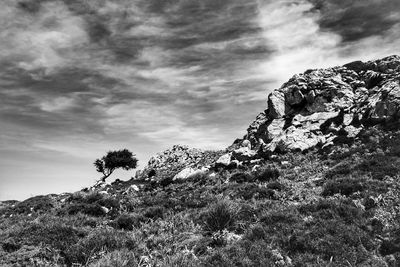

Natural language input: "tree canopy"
[94,149,138,182]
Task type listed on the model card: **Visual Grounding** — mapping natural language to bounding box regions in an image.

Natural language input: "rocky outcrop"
[244,55,400,153]
[140,145,206,179]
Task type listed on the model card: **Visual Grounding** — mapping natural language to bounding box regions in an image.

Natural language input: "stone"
[173,167,198,181]
[232,147,257,161]
[268,90,286,119]
[344,125,362,138]
[130,185,140,192]
[286,86,304,106]
[241,139,251,149]
[266,119,285,140]
[100,206,110,214]
[216,153,232,166]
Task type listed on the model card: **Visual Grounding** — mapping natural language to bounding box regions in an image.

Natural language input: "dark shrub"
[234,184,275,200]
[112,213,146,230]
[325,162,352,179]
[202,201,237,232]
[2,240,21,253]
[64,228,137,265]
[96,197,120,210]
[267,181,285,191]
[322,178,365,196]
[229,172,254,183]
[67,203,105,217]
[358,155,400,180]
[143,206,165,220]
[260,210,299,225]
[299,199,364,224]
[255,167,280,182]
[193,237,213,256]
[13,195,54,214]
[244,224,267,241]
[8,222,85,258]
[159,176,174,187]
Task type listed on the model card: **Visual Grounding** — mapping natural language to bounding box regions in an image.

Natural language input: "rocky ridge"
[137,56,400,178]
[244,55,400,154]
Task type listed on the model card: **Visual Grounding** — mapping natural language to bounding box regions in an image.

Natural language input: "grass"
[2,126,400,266]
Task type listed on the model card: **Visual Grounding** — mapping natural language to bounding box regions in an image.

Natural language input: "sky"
[1,0,400,200]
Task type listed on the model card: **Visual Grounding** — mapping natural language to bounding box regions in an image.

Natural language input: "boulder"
[268,91,286,119]
[173,167,198,181]
[232,147,257,161]
[216,153,232,166]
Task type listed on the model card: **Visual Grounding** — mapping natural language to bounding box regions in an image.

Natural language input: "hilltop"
[1,56,400,266]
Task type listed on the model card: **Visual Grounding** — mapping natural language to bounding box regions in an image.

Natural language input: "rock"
[241,139,251,149]
[216,153,232,166]
[264,126,325,152]
[266,119,285,140]
[268,90,286,119]
[344,125,362,138]
[242,56,400,154]
[130,185,140,192]
[232,147,257,161]
[173,167,197,181]
[286,86,305,105]
[100,206,110,214]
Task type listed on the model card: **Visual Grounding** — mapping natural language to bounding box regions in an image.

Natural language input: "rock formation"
[244,55,400,153]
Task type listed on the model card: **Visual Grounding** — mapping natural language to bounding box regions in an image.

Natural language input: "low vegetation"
[2,126,400,266]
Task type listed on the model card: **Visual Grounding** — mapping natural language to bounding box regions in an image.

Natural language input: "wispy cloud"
[1,0,400,200]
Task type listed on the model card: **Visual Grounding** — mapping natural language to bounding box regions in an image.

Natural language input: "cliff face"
[245,55,400,153]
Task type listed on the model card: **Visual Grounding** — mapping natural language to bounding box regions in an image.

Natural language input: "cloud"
[309,0,400,43]
[2,0,400,200]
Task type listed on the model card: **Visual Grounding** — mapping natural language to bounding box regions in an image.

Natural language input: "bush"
[229,172,254,183]
[13,195,55,214]
[64,227,138,265]
[325,162,352,179]
[322,178,365,196]
[67,203,106,217]
[241,184,275,200]
[143,206,165,220]
[255,167,280,182]
[202,201,237,233]
[357,155,400,180]
[267,181,285,191]
[111,213,146,230]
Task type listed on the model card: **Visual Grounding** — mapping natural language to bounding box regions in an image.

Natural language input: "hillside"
[1,56,400,266]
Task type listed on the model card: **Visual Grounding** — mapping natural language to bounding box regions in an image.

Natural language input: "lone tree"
[94,149,138,182]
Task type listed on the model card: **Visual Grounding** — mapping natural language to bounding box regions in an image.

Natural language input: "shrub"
[13,195,55,214]
[325,162,352,179]
[202,201,237,233]
[67,203,106,217]
[299,199,364,224]
[143,206,165,220]
[111,213,146,230]
[357,155,400,180]
[234,184,275,200]
[255,167,280,182]
[64,227,138,265]
[267,181,285,191]
[322,178,365,196]
[229,172,254,183]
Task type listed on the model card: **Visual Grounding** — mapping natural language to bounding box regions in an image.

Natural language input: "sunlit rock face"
[245,55,400,153]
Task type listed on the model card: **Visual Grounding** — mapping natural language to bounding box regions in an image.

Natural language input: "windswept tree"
[94,149,138,182]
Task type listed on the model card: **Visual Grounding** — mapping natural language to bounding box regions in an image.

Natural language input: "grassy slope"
[2,126,400,266]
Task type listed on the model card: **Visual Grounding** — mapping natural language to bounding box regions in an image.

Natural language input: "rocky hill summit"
[3,56,400,267]
[244,55,400,154]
